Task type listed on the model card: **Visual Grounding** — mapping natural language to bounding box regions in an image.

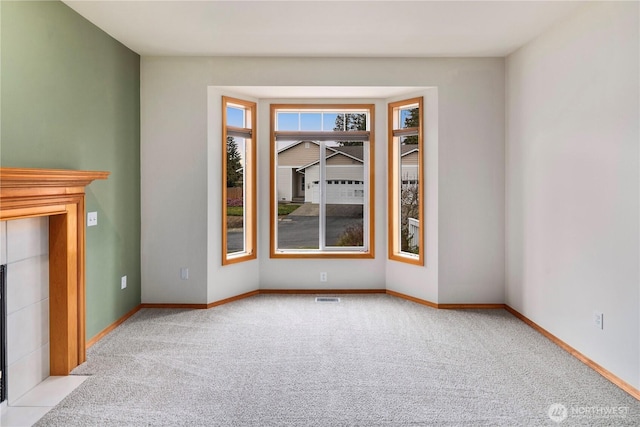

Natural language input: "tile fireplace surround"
[0,168,108,376]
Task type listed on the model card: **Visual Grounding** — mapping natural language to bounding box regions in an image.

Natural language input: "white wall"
[141,58,210,303]
[506,2,639,388]
[141,57,505,304]
[437,66,505,304]
[0,218,50,404]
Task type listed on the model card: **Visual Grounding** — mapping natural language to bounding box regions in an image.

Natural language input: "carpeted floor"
[36,294,640,426]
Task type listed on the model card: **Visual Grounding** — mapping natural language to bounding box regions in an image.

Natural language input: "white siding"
[276,167,293,201]
[326,165,364,181]
[300,163,364,183]
[400,165,418,181]
[401,151,419,165]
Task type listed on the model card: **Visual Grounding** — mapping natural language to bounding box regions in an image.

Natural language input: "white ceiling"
[62,0,584,57]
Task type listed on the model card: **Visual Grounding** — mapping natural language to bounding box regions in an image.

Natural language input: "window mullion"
[396,138,403,253]
[319,141,326,251]
[243,141,248,252]
[363,141,370,250]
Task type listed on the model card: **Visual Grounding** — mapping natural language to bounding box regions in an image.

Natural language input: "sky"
[228,107,369,132]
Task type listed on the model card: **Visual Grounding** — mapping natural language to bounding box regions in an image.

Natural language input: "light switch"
[87,212,98,227]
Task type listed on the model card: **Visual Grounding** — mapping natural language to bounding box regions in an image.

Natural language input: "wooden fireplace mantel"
[0,167,109,374]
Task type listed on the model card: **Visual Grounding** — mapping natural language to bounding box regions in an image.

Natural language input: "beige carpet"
[36,294,639,426]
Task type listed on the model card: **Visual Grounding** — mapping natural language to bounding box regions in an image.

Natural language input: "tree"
[403,107,419,145]
[334,113,367,146]
[226,136,242,187]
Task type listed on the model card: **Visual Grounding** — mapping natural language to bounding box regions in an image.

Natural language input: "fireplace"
[0,168,108,377]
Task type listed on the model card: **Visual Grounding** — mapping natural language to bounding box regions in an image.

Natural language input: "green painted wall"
[1,1,140,339]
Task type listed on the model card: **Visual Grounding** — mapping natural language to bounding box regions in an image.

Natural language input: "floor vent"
[315,297,340,303]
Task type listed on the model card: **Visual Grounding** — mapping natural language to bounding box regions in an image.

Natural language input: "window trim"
[222,96,257,265]
[388,97,424,265]
[270,103,375,259]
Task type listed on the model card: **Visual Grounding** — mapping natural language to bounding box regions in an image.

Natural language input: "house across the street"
[276,141,419,204]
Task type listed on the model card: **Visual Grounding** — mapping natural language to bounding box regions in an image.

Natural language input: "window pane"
[278,212,320,249]
[399,107,419,129]
[323,113,339,131]
[332,113,346,131]
[399,137,419,254]
[226,136,245,254]
[345,113,367,131]
[227,106,245,127]
[277,112,299,131]
[326,141,365,248]
[276,140,318,249]
[271,104,373,257]
[301,113,322,131]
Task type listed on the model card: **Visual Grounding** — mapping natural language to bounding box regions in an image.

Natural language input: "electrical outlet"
[87,211,98,227]
[180,268,189,280]
[593,311,603,330]
[320,272,328,282]
[121,275,127,290]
